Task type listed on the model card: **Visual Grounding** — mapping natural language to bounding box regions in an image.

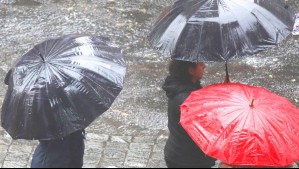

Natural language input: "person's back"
[31,130,85,168]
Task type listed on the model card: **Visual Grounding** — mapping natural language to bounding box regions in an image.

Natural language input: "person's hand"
[218,162,233,168]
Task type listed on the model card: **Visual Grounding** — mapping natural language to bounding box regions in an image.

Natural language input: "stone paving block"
[132,136,157,143]
[83,152,102,164]
[0,138,11,146]
[83,162,99,168]
[150,152,164,160]
[147,159,167,168]
[84,141,105,154]
[0,145,8,152]
[129,143,153,152]
[153,143,165,152]
[124,157,148,168]
[126,150,151,160]
[85,133,109,142]
[105,142,129,151]
[101,156,126,164]
[26,154,33,168]
[2,160,28,168]
[99,161,124,168]
[0,152,6,168]
[103,149,126,159]
[11,140,38,147]
[3,149,30,168]
[0,132,12,144]
[110,136,132,143]
[124,143,156,168]
[156,134,168,144]
[4,153,30,162]
[8,144,33,154]
[0,153,6,161]
[85,149,104,158]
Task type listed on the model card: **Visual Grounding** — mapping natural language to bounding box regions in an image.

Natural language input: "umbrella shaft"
[224,61,230,83]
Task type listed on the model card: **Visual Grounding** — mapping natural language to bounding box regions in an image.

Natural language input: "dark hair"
[168,59,197,81]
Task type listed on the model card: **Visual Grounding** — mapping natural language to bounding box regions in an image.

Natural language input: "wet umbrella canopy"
[180,83,299,167]
[1,34,127,140]
[148,0,294,62]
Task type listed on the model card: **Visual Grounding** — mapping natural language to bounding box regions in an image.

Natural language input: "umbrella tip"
[250,98,255,107]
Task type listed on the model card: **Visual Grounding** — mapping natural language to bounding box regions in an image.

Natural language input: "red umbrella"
[180,83,299,167]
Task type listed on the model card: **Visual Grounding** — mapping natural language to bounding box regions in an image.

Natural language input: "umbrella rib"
[48,62,118,99]
[52,55,125,83]
[253,108,282,160]
[191,0,218,61]
[226,0,256,58]
[42,63,68,135]
[182,89,249,123]
[197,0,211,62]
[251,3,288,41]
[44,41,65,60]
[207,107,246,150]
[12,64,46,138]
[44,64,114,130]
[218,0,226,61]
[172,0,204,59]
[17,63,43,92]
[256,107,296,153]
[257,107,299,165]
[47,39,76,60]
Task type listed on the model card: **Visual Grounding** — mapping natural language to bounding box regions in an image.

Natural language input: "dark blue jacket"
[31,130,85,168]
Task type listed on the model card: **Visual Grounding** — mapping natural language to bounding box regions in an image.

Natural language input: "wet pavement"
[0,0,298,168]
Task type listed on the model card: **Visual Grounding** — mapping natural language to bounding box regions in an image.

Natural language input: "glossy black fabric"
[149,0,294,62]
[31,130,85,168]
[1,34,127,140]
[162,75,216,168]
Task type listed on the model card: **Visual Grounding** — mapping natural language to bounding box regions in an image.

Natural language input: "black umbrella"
[1,34,127,140]
[149,0,294,83]
[148,0,294,62]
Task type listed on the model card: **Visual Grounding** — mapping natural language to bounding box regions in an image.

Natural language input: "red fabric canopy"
[180,83,299,167]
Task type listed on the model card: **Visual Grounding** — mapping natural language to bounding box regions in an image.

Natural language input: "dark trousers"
[31,130,85,168]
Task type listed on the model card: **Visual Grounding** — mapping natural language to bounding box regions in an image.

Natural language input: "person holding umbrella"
[1,34,127,168]
[149,0,296,167]
[162,59,216,168]
[3,58,86,169]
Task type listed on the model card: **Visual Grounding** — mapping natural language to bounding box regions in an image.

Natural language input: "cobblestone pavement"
[0,120,169,168]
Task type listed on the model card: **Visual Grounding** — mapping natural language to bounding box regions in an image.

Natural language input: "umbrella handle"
[223,61,230,83]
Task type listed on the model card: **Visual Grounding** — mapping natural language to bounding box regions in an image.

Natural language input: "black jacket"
[162,75,215,167]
